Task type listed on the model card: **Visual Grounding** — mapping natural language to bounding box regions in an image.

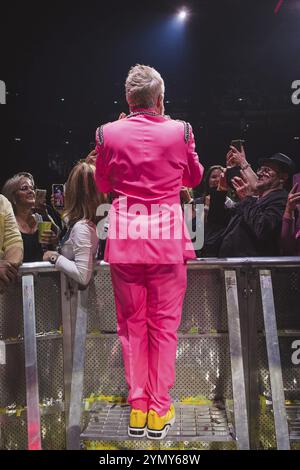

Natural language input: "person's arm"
[3,198,23,266]
[281,217,297,255]
[280,184,300,255]
[227,145,258,192]
[55,223,98,286]
[95,126,113,193]
[240,193,287,241]
[182,124,204,188]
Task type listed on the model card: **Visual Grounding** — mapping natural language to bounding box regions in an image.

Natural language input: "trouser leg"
[145,264,187,416]
[110,264,149,412]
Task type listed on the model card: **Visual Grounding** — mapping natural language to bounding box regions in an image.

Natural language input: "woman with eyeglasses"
[2,173,58,262]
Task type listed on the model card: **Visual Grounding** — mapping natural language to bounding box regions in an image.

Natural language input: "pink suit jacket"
[95,109,204,264]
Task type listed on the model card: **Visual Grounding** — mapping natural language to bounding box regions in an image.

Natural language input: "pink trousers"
[110,263,187,416]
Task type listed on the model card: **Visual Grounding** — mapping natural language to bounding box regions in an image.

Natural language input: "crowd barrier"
[0,258,299,450]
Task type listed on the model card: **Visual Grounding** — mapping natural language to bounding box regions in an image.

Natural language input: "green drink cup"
[38,221,52,243]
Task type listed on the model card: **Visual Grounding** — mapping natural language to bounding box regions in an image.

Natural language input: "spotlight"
[178,9,188,21]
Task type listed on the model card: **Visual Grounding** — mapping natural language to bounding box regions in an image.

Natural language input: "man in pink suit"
[95,64,204,439]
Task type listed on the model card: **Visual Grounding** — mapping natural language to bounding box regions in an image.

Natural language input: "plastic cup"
[38,221,52,243]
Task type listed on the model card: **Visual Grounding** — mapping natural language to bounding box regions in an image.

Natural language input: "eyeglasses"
[257,166,278,176]
[18,184,35,192]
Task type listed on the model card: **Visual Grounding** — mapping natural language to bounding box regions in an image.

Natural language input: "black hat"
[258,153,295,175]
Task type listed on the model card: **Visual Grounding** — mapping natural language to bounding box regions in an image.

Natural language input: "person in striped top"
[0,195,23,291]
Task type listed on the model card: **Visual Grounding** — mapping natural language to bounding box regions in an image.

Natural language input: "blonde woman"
[2,173,58,262]
[43,161,102,286]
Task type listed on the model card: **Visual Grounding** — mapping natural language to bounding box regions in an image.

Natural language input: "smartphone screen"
[52,184,65,209]
[226,166,242,189]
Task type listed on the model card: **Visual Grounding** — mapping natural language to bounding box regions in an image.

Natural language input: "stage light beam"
[178,9,188,21]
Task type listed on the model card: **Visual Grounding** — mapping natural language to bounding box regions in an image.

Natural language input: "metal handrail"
[14,257,300,449]
[18,257,300,274]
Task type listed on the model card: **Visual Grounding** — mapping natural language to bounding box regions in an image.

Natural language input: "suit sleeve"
[95,127,113,193]
[182,125,204,188]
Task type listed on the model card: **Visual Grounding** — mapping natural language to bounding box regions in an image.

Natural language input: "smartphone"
[226,166,242,189]
[52,184,65,209]
[231,139,245,152]
[35,189,47,206]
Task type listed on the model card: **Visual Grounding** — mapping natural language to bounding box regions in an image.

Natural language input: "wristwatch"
[49,254,59,265]
[241,162,251,171]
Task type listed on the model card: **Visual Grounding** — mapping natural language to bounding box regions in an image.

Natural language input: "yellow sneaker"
[147,404,175,440]
[128,409,147,438]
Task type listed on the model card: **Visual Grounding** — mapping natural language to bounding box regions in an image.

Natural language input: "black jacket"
[208,189,288,257]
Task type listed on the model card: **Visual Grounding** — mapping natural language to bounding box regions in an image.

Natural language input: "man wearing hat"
[208,148,294,257]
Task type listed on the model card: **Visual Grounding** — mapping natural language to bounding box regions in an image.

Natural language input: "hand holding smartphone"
[35,189,47,206]
[230,139,245,152]
[226,139,246,189]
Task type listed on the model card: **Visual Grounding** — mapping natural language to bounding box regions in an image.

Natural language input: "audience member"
[43,161,103,286]
[0,195,23,291]
[209,152,294,257]
[191,165,236,257]
[2,173,58,262]
[281,183,300,256]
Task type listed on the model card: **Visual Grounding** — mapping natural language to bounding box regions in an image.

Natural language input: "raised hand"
[0,261,18,286]
[285,184,300,216]
[227,145,247,168]
[217,169,229,192]
[231,172,252,199]
[85,149,98,165]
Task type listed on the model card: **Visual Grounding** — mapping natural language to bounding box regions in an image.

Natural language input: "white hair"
[125,64,165,109]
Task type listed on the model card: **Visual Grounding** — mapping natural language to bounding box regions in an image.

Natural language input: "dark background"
[0,0,300,193]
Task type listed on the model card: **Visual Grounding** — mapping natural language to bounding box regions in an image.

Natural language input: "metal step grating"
[81,403,235,442]
[287,404,300,442]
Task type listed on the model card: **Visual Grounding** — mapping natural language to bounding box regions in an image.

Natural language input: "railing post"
[60,274,76,438]
[224,269,250,450]
[22,274,42,450]
[259,269,290,450]
[247,269,260,449]
[66,287,89,450]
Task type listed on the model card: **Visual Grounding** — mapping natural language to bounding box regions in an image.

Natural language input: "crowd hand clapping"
[231,172,252,199]
[285,184,300,216]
